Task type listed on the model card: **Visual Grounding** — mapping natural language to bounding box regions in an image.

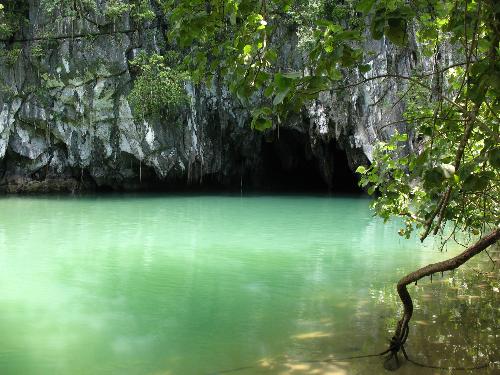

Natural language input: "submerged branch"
[389,228,500,361]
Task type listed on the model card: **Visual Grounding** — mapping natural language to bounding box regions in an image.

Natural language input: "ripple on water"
[0,195,496,374]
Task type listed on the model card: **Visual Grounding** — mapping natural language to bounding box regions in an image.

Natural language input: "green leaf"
[251,117,272,131]
[243,44,252,55]
[463,174,489,192]
[230,12,236,25]
[302,76,330,94]
[273,86,291,105]
[395,133,408,142]
[236,85,253,105]
[356,165,367,174]
[274,73,293,91]
[424,167,443,188]
[359,64,371,73]
[265,49,278,62]
[260,107,273,116]
[385,17,407,46]
[488,147,500,169]
[327,66,342,81]
[356,0,376,14]
[263,85,274,98]
[251,106,273,117]
[281,72,302,79]
[421,125,433,136]
[370,10,385,40]
[340,46,356,66]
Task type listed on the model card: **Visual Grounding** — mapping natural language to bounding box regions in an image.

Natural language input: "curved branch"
[390,227,500,355]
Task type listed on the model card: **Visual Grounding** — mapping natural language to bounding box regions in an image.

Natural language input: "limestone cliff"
[0,1,428,193]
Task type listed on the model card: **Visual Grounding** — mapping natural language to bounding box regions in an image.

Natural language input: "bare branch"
[390,228,500,355]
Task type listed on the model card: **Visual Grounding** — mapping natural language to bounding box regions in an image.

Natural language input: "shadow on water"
[204,250,500,375]
[0,196,497,375]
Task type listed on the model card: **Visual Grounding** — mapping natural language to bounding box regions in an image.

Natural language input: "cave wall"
[0,1,453,193]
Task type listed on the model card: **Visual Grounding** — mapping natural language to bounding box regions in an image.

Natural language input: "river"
[0,195,497,374]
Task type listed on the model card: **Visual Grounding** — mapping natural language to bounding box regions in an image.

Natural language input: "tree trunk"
[388,228,500,361]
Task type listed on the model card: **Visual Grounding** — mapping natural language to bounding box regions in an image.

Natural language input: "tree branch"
[391,227,500,355]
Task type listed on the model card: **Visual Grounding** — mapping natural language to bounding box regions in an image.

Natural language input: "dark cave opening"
[258,130,325,192]
[256,129,362,194]
[0,132,362,194]
[89,129,363,194]
[329,142,362,193]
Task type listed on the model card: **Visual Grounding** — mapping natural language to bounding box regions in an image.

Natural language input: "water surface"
[0,195,497,374]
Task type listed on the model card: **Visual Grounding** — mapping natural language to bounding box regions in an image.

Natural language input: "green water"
[0,195,497,375]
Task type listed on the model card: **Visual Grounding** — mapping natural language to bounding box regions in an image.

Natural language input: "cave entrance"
[258,129,361,193]
[329,141,362,193]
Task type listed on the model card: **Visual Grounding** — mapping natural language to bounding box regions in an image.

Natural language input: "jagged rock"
[0,1,432,193]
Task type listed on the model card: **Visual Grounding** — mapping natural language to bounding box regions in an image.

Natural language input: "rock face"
[0,1,422,193]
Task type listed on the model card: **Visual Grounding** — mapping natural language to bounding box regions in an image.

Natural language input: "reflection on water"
[0,195,497,374]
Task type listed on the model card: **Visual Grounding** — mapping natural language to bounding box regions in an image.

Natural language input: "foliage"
[0,44,21,66]
[30,42,45,60]
[130,0,155,22]
[0,3,9,37]
[164,1,357,130]
[164,0,498,247]
[1,0,156,30]
[357,0,499,243]
[104,0,132,21]
[104,0,155,23]
[40,0,97,20]
[0,0,29,39]
[128,52,189,120]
